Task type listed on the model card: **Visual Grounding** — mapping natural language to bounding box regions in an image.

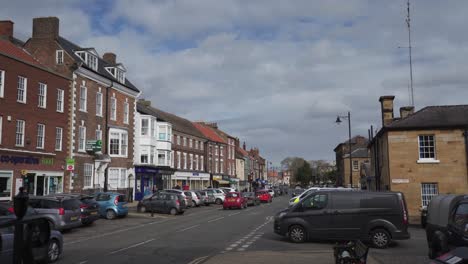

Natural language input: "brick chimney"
[103,52,116,64]
[400,106,414,119]
[32,17,59,39]
[379,95,395,126]
[0,21,14,40]
[138,99,151,107]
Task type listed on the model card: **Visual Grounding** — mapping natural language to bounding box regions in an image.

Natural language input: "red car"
[256,190,272,203]
[223,192,247,209]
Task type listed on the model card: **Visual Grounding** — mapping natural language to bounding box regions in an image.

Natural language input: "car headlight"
[278,212,287,218]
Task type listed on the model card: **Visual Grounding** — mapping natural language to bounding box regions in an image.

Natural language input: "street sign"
[86,140,102,152]
[66,165,75,171]
[66,158,75,171]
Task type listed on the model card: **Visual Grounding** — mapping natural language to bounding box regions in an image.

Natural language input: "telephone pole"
[406,0,414,107]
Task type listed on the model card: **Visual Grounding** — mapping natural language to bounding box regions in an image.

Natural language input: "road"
[57,195,429,264]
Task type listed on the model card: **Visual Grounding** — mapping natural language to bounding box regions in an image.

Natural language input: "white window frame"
[189,138,193,148]
[96,92,103,116]
[352,160,359,171]
[183,137,187,147]
[36,123,45,149]
[215,146,219,156]
[17,76,27,103]
[215,158,219,173]
[107,168,127,189]
[95,129,102,141]
[15,120,25,147]
[195,155,199,171]
[141,118,149,136]
[88,54,98,71]
[417,135,439,163]
[0,70,4,98]
[421,183,439,206]
[108,128,128,157]
[56,89,64,112]
[220,146,224,157]
[123,102,129,124]
[200,156,204,171]
[79,85,87,112]
[78,126,86,152]
[83,163,94,188]
[55,127,63,151]
[220,159,224,173]
[200,141,204,151]
[0,116,2,145]
[56,50,64,64]
[150,146,156,164]
[38,83,47,108]
[177,135,181,145]
[177,151,181,169]
[110,97,117,121]
[116,69,125,83]
[189,154,193,170]
[183,153,187,169]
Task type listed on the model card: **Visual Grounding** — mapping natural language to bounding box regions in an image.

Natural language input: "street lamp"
[336,111,353,188]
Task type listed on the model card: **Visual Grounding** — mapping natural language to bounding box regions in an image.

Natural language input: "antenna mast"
[406,0,414,106]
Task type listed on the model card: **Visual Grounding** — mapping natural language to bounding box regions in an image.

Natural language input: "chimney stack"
[400,106,415,119]
[379,95,395,126]
[0,21,14,40]
[32,17,59,39]
[103,52,116,64]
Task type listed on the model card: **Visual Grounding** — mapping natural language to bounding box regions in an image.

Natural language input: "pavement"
[56,195,429,264]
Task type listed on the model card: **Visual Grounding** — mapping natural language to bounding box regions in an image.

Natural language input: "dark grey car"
[28,196,82,231]
[138,192,186,215]
[274,190,410,248]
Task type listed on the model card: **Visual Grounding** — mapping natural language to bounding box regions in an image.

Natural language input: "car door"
[328,192,362,240]
[294,193,331,240]
[95,193,111,216]
[447,202,468,246]
[0,222,14,263]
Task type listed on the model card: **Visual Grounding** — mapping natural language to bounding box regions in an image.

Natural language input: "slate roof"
[343,148,370,159]
[57,36,139,93]
[137,102,206,139]
[387,105,468,129]
[193,123,226,144]
[0,38,42,66]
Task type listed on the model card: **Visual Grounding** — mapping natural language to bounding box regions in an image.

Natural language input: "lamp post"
[336,111,353,187]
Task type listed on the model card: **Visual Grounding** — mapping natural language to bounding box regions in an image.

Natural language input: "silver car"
[184,191,203,207]
[28,196,82,231]
[197,191,216,205]
[164,189,193,207]
[202,189,225,205]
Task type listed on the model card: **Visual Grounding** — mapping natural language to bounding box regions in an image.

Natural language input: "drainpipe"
[464,129,468,182]
[103,81,113,192]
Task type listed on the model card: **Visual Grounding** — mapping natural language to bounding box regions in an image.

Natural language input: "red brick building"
[0,21,71,199]
[24,17,140,193]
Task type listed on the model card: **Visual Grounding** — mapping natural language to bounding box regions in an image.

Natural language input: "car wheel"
[216,198,222,205]
[139,206,147,213]
[370,229,391,248]
[48,239,61,263]
[106,210,117,220]
[170,208,178,215]
[289,225,306,243]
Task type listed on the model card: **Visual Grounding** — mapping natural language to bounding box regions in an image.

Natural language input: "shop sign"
[213,176,222,181]
[192,172,199,176]
[135,167,159,174]
[392,179,409,184]
[0,155,39,165]
[41,158,54,165]
[66,158,75,171]
[222,175,230,181]
[86,140,102,152]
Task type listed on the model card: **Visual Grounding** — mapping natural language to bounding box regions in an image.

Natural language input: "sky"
[3,0,468,165]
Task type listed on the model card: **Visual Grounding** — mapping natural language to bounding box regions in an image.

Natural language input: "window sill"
[417,159,440,164]
[57,110,64,113]
[79,109,87,113]
[17,101,26,104]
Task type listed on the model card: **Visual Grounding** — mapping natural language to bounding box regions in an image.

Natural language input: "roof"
[57,36,139,93]
[0,38,41,66]
[137,102,206,139]
[237,146,249,157]
[193,123,226,144]
[343,148,370,159]
[387,105,468,129]
[334,135,369,152]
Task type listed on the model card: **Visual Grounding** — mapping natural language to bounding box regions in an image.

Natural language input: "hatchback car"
[184,191,203,207]
[94,192,128,220]
[138,192,186,215]
[51,193,100,226]
[164,189,193,207]
[198,191,216,205]
[223,192,247,210]
[256,190,272,203]
[242,192,260,206]
[202,189,226,205]
[27,196,82,231]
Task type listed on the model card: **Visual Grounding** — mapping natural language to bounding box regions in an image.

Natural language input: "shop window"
[0,171,12,200]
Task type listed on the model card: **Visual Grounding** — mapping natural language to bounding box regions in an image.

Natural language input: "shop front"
[24,171,64,196]
[134,166,174,201]
[172,171,210,190]
[212,175,230,188]
[229,178,240,191]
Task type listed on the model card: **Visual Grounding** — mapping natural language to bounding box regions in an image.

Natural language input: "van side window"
[453,204,468,229]
[302,194,327,210]
[331,194,360,209]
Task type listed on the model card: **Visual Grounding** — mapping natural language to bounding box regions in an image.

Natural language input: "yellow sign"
[20,170,28,176]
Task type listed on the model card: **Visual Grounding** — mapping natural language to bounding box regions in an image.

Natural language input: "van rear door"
[328,192,363,240]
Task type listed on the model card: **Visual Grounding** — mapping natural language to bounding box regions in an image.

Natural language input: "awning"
[214,180,230,185]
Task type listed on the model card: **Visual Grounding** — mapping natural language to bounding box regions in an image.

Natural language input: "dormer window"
[75,51,98,71]
[105,66,126,84]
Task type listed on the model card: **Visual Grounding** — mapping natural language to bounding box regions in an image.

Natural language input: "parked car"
[220,187,236,194]
[273,186,282,196]
[185,191,203,207]
[203,189,226,205]
[94,192,128,220]
[242,192,260,206]
[267,189,275,198]
[223,192,247,210]
[26,195,82,231]
[429,247,468,264]
[164,189,193,207]
[426,194,468,259]
[197,191,216,205]
[256,190,272,203]
[50,193,100,226]
[138,192,186,215]
[274,190,410,248]
[0,217,63,263]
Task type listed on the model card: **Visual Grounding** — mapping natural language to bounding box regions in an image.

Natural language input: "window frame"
[421,183,439,207]
[55,127,63,151]
[38,82,47,108]
[56,50,64,64]
[79,85,87,112]
[108,128,128,157]
[141,118,149,136]
[95,129,102,141]
[123,102,129,124]
[183,153,187,169]
[0,69,4,98]
[177,151,181,169]
[36,123,45,149]
[418,135,439,163]
[15,120,25,147]
[110,97,117,121]
[96,92,103,116]
[17,76,27,103]
[78,126,86,152]
[56,89,64,112]
[352,160,359,171]
[83,163,94,188]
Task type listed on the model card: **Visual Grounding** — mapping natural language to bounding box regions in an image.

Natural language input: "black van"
[273,190,410,248]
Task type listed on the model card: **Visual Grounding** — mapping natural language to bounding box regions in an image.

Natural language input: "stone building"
[334,135,369,187]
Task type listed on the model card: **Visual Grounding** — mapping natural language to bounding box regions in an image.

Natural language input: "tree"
[295,162,312,187]
[281,157,307,185]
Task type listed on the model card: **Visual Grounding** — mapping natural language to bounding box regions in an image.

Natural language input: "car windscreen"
[227,193,239,198]
[63,199,81,210]
[242,192,253,197]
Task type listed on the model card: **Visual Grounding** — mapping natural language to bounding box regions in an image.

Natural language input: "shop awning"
[214,180,230,184]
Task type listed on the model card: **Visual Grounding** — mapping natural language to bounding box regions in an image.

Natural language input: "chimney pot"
[379,95,395,126]
[103,52,116,64]
[33,17,59,39]
[0,20,14,40]
[400,106,415,119]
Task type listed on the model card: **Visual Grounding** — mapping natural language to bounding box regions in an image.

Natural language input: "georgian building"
[133,100,174,200]
[0,20,71,198]
[24,17,140,194]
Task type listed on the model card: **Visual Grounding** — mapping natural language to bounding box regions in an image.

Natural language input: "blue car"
[94,192,128,220]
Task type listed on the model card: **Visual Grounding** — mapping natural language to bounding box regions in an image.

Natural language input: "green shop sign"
[86,140,102,152]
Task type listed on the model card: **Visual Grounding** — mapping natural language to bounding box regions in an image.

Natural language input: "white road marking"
[187,255,209,264]
[207,216,225,223]
[176,224,200,232]
[78,261,88,264]
[237,248,246,251]
[228,212,241,216]
[109,238,155,255]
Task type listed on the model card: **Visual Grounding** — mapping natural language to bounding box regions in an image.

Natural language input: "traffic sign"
[66,158,75,171]
[66,165,75,171]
